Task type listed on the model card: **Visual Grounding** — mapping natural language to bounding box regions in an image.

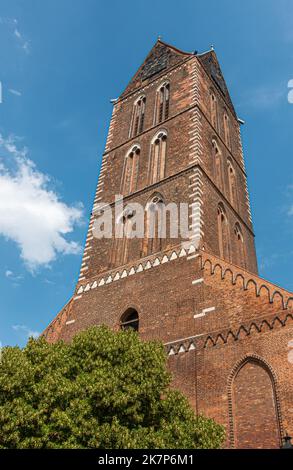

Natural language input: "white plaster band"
[192,278,204,285]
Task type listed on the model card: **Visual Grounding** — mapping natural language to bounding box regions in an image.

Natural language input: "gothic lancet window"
[120,308,139,331]
[210,91,219,131]
[224,112,231,149]
[227,160,238,208]
[212,139,223,189]
[155,82,170,124]
[116,208,135,266]
[149,131,167,184]
[234,223,246,268]
[217,203,231,261]
[143,194,165,256]
[130,95,146,137]
[122,145,140,195]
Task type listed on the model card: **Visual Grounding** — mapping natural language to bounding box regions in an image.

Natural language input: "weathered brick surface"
[44,40,293,449]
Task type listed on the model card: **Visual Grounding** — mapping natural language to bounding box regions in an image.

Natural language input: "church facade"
[44,40,293,449]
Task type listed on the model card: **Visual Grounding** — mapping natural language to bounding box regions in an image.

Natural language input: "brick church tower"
[44,40,293,449]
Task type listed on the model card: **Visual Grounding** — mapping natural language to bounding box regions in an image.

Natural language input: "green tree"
[0,326,225,449]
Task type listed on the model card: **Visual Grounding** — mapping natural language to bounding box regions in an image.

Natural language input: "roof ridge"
[157,38,194,56]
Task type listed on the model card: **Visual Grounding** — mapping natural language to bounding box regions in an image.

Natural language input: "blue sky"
[0,0,292,347]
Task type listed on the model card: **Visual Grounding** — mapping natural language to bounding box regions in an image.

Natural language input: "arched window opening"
[155,82,170,124]
[143,194,165,256]
[217,203,231,261]
[117,208,135,266]
[229,357,281,448]
[210,91,219,131]
[149,131,167,184]
[130,96,146,137]
[227,160,238,208]
[234,223,246,268]
[120,308,139,331]
[122,145,140,195]
[212,140,223,189]
[224,112,231,149]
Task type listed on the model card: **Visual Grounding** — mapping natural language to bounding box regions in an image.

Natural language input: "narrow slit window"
[155,83,170,124]
[234,223,246,268]
[224,113,231,149]
[130,96,146,137]
[143,194,165,256]
[227,160,238,208]
[212,140,223,189]
[210,92,219,131]
[149,132,167,184]
[217,203,231,261]
[122,145,140,195]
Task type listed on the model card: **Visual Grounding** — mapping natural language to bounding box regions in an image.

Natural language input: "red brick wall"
[200,173,257,273]
[44,249,293,448]
[44,41,293,449]
[232,360,281,448]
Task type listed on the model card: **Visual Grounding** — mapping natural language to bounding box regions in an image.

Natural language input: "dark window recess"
[120,309,139,331]
[139,112,145,133]
[157,84,170,123]
[165,98,169,119]
[159,101,164,122]
[134,115,139,136]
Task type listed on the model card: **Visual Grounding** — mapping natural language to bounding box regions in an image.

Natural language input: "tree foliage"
[0,326,225,448]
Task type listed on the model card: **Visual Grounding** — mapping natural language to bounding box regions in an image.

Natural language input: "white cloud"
[14,28,21,39]
[8,88,22,97]
[5,270,23,284]
[43,278,55,285]
[0,133,83,272]
[12,324,40,339]
[0,17,18,25]
[0,17,30,54]
[22,41,30,54]
[237,85,285,110]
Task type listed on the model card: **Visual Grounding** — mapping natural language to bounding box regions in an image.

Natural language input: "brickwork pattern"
[44,40,293,448]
